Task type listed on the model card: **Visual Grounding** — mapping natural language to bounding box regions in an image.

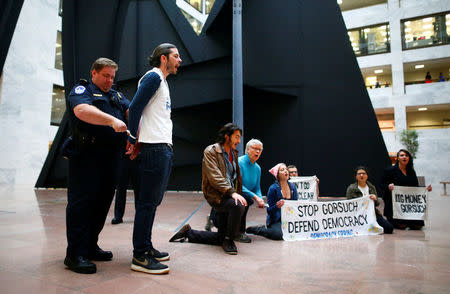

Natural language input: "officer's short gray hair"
[245,139,263,155]
[90,57,118,74]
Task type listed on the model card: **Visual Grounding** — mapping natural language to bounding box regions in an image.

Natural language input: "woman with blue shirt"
[246,163,298,240]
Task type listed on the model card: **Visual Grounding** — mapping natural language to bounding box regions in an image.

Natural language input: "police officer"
[64,58,129,274]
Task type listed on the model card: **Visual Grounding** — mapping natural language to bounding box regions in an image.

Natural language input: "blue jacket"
[266,181,298,226]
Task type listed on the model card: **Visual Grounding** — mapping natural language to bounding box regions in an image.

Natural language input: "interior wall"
[38,0,390,197]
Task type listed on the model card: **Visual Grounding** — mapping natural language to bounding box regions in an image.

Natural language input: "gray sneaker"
[131,253,169,275]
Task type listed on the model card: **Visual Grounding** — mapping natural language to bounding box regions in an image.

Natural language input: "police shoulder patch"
[74,85,86,94]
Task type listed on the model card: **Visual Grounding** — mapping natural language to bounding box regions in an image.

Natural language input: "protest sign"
[281,196,383,241]
[392,186,427,220]
[289,176,317,201]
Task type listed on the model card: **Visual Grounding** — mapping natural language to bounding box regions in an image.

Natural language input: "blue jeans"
[132,143,173,256]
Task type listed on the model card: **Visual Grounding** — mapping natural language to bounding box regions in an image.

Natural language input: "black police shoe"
[64,256,96,274]
[234,233,252,243]
[88,248,113,261]
[169,224,191,242]
[222,237,238,255]
[149,248,170,261]
[111,218,123,225]
[131,253,169,275]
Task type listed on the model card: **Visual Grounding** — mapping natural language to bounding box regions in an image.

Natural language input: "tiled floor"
[1,185,450,293]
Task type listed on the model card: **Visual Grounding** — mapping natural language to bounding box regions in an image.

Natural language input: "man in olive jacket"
[169,123,247,254]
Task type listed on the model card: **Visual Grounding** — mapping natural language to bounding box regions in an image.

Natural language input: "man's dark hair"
[90,57,118,75]
[216,123,242,144]
[148,43,177,67]
[287,165,297,170]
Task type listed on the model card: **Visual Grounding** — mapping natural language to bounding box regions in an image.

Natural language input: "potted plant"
[399,129,419,158]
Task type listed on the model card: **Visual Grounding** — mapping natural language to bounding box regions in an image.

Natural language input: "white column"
[394,104,407,132]
[388,0,405,96]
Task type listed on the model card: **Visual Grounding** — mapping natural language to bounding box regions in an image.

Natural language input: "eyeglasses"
[357,173,367,176]
[250,146,263,152]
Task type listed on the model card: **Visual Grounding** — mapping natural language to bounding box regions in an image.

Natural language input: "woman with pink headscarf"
[246,163,298,240]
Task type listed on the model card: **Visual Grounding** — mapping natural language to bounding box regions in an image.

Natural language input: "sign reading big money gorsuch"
[392,186,427,220]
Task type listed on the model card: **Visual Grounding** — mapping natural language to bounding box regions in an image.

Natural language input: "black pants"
[113,156,139,220]
[384,192,424,228]
[389,218,424,230]
[66,149,119,258]
[251,222,283,240]
[188,198,245,245]
[376,214,394,234]
[210,196,253,233]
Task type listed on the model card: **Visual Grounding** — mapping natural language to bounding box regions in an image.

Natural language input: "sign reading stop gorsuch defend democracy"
[392,186,427,220]
[281,196,383,241]
[289,176,317,201]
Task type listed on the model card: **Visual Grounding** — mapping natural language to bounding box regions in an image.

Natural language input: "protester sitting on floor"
[346,166,393,234]
[287,165,298,178]
[246,163,298,240]
[169,123,247,255]
[382,149,432,230]
[287,164,320,197]
[204,139,265,244]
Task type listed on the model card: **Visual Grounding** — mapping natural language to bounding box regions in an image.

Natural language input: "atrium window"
[180,9,203,35]
[402,12,450,50]
[59,0,63,16]
[205,0,214,14]
[403,59,450,85]
[407,104,450,130]
[338,0,386,12]
[376,108,395,132]
[184,0,202,12]
[177,0,215,35]
[348,23,390,57]
[361,66,392,89]
[55,31,62,70]
[51,85,65,126]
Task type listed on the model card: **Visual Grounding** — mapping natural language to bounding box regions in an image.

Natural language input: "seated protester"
[205,139,265,244]
[382,149,432,230]
[169,123,247,255]
[287,165,298,177]
[346,166,393,234]
[246,163,298,240]
[288,164,320,197]
[235,139,265,242]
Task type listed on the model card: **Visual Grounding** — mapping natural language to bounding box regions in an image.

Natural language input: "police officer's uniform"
[65,80,129,267]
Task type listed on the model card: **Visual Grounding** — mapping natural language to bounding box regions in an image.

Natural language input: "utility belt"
[72,129,113,149]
